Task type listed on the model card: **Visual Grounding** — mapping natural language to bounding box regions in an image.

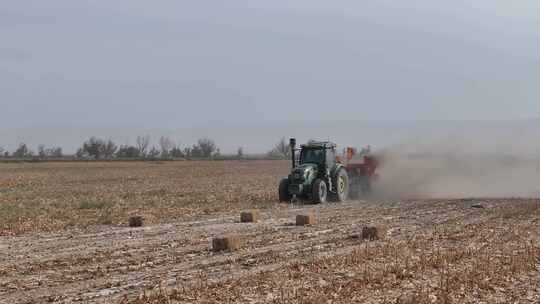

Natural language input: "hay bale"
[212,235,243,252]
[296,214,316,226]
[361,226,385,241]
[240,210,261,223]
[128,216,144,227]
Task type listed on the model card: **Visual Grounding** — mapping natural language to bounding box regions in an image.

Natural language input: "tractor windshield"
[300,148,325,165]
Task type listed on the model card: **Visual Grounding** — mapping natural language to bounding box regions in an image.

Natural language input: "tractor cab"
[300,148,324,165]
[299,141,336,168]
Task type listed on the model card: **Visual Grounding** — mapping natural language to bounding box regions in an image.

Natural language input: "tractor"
[278,138,377,203]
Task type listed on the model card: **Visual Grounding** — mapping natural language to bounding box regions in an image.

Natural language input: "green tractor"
[279,138,349,203]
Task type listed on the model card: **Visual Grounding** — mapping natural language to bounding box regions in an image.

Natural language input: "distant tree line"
[0,143,63,159]
[75,136,221,160]
[0,136,293,160]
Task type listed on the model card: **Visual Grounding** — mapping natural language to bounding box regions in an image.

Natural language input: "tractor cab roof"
[300,141,337,150]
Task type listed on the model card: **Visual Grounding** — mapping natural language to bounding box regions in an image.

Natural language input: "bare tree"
[193,138,217,158]
[136,135,150,157]
[170,141,184,158]
[78,137,117,159]
[13,143,32,158]
[116,145,140,158]
[103,140,117,159]
[147,146,160,158]
[237,147,244,159]
[79,137,102,159]
[0,147,4,158]
[268,137,290,158]
[38,144,46,158]
[158,136,173,158]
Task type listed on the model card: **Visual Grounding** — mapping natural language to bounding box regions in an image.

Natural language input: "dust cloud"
[371,133,540,199]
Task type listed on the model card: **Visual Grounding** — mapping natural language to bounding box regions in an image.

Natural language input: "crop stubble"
[0,161,539,303]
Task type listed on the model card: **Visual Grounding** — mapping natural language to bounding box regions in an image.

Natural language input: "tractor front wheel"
[312,179,328,204]
[279,178,292,202]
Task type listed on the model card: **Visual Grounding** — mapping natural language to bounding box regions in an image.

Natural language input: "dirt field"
[0,161,287,236]
[1,161,540,303]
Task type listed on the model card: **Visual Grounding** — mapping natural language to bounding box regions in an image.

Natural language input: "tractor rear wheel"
[312,179,328,204]
[279,178,292,202]
[333,169,349,202]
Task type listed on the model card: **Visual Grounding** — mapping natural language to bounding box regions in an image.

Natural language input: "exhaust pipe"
[289,138,296,169]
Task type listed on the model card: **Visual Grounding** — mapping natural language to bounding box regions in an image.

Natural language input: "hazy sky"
[1,1,540,152]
